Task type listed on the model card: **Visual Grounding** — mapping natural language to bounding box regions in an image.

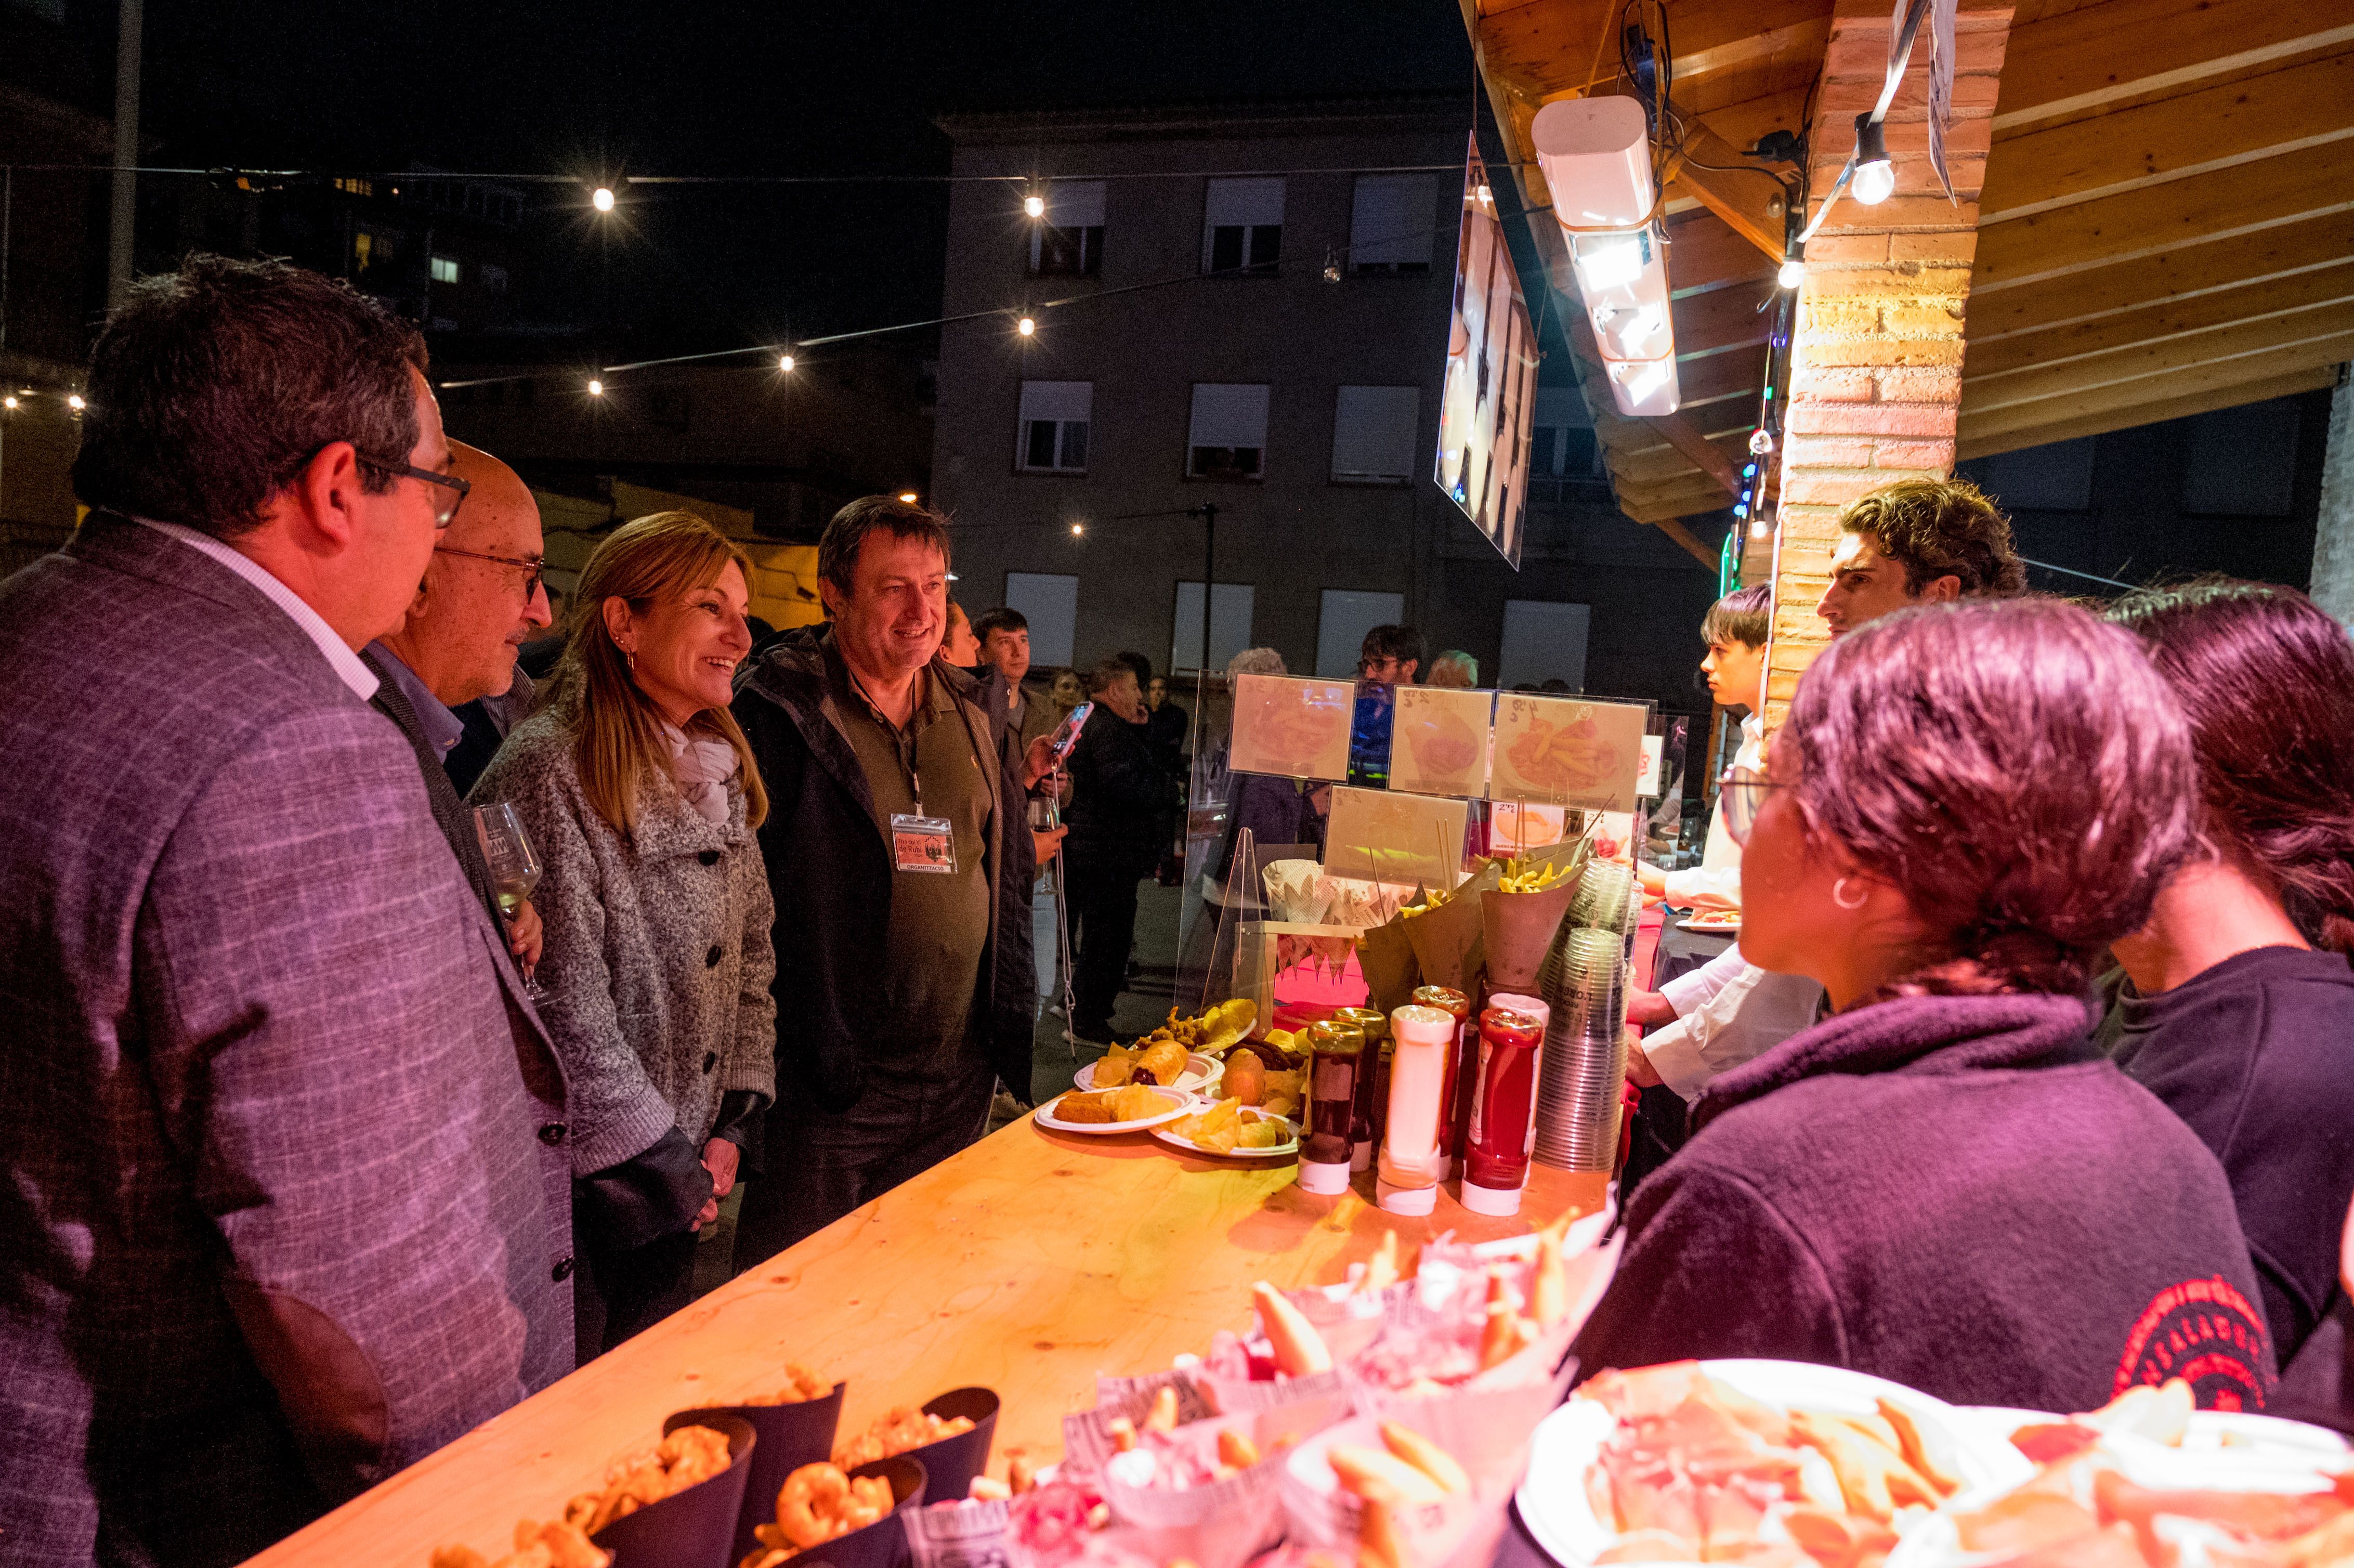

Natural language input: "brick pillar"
[1765,0,2013,719]
[2312,378,2354,627]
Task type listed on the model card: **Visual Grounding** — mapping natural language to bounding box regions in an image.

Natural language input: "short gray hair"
[1430,649,1479,685]
[1226,646,1286,677]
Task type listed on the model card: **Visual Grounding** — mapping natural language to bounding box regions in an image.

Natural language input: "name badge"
[891,813,957,874]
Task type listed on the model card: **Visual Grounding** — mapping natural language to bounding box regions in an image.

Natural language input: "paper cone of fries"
[1401,864,1499,992]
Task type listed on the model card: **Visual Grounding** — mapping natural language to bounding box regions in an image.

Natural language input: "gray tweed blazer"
[470,708,778,1173]
[0,514,574,1568]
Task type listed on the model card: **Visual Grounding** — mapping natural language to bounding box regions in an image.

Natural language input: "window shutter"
[1331,386,1420,480]
[1018,381,1093,424]
[1349,175,1435,267]
[1044,180,1105,228]
[1204,177,1286,227]
[1189,384,1271,449]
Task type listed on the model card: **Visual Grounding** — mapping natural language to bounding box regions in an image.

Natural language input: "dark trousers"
[731,1060,997,1272]
[1064,853,1144,1036]
[572,1203,699,1362]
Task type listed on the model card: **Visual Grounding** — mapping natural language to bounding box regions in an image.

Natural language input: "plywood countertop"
[243,1115,1607,1567]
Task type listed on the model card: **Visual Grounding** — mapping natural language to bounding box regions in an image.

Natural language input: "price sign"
[1487,694,1650,812]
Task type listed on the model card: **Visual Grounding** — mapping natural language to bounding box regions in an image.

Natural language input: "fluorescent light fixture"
[1533,97,1682,419]
[1573,234,1645,292]
[1615,360,1674,410]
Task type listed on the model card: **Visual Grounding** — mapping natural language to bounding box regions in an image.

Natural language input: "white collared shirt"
[134,516,378,701]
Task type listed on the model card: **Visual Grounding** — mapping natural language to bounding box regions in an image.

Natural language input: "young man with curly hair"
[1817,476,2028,637]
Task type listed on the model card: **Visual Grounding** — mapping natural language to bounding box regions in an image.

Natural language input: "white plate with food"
[1074,1051,1223,1094]
[1035,1084,1195,1135]
[1678,911,1742,933]
[1518,1359,2035,1568]
[1148,1101,1299,1161]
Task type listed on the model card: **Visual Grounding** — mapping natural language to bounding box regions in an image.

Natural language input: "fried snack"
[1111,1083,1170,1122]
[1253,1280,1334,1376]
[1055,1090,1116,1123]
[1143,1386,1181,1433]
[1218,1428,1261,1470]
[1378,1421,1470,1496]
[833,1407,976,1470]
[1358,1498,1411,1568]
[744,1461,896,1565]
[1222,1053,1267,1106]
[564,1425,734,1536]
[1167,1096,1245,1150]
[1786,1412,1942,1522]
[1261,1069,1304,1119]
[1529,1231,1569,1328]
[1093,1044,1139,1088]
[1360,1231,1402,1293]
[1136,1040,1189,1087]
[1477,1273,1527,1370]
[969,1476,1011,1501]
[434,1519,610,1568]
[1008,1451,1039,1495]
[1497,859,1567,895]
[1875,1396,1964,1498]
[1108,1416,1139,1453]
[741,1365,833,1405]
[1235,1117,1291,1151]
[1328,1444,1449,1507]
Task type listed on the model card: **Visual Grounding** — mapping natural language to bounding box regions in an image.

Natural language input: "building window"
[1348,174,1436,273]
[333,176,375,198]
[1029,181,1106,278]
[429,255,461,285]
[1005,572,1079,667]
[1188,383,1270,479]
[1203,177,1284,276]
[480,263,509,294]
[1315,589,1405,678]
[1499,601,1592,691]
[354,229,399,275]
[1331,386,1420,483]
[1171,582,1256,674]
[1016,381,1092,474]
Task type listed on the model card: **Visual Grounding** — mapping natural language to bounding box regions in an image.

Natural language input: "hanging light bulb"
[898,491,919,504]
[2,396,16,410]
[1024,193,1046,218]
[1070,521,1084,536]
[1748,427,1775,456]
[1776,252,1806,290]
[586,379,604,397]
[591,186,616,213]
[67,394,86,411]
[1017,316,1036,336]
[1852,115,1895,205]
[778,354,795,372]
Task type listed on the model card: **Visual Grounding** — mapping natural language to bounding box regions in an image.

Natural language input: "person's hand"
[1021,735,1056,791]
[1032,825,1068,865]
[1626,987,1677,1029]
[1636,863,1666,896]
[506,898,544,969]
[696,1138,738,1229]
[1625,1044,1664,1089]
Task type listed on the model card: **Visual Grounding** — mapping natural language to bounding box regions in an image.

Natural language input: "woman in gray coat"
[472,511,777,1357]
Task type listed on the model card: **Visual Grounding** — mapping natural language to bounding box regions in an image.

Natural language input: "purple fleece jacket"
[1572,991,2275,1414]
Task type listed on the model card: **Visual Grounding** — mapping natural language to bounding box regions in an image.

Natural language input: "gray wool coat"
[472,709,779,1173]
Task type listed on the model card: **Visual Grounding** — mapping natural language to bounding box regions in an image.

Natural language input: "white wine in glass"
[473,803,548,999]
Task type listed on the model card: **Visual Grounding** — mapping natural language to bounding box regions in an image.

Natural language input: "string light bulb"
[1016,316,1036,337]
[67,394,86,411]
[1024,193,1045,218]
[1852,115,1895,206]
[2,396,16,410]
[592,187,616,213]
[898,491,918,504]
[586,379,604,397]
[1776,253,1805,290]
[778,354,795,372]
[1070,521,1084,536]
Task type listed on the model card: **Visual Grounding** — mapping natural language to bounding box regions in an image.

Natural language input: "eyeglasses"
[1717,765,1788,847]
[358,456,471,528]
[435,544,545,599]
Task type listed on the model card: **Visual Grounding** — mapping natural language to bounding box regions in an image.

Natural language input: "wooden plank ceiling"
[1467,0,2354,520]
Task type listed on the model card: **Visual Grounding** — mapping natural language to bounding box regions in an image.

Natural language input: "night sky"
[64,1,1476,351]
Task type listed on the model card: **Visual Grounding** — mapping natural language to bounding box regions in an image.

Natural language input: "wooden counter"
[244,1116,1606,1567]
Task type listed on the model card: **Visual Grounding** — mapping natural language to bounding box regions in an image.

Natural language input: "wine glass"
[473,803,548,1001]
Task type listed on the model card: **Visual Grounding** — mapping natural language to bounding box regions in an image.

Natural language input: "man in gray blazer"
[0,257,574,1568]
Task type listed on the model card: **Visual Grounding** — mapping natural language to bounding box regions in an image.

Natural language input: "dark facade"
[927,96,1724,720]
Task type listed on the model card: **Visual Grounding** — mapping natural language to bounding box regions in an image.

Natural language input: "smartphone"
[1048,702,1094,765]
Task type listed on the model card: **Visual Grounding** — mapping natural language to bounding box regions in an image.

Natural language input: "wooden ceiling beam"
[1668,212,1780,297]
[1978,50,2354,223]
[1972,140,2354,293]
[1958,327,2354,438]
[1665,115,1791,263]
[1673,279,1780,355]
[1962,298,2354,414]
[1611,429,1756,485]
[1964,262,2354,377]
[1650,515,1726,569]
[1963,210,2354,342]
[1992,0,2354,132]
[1956,363,2343,459]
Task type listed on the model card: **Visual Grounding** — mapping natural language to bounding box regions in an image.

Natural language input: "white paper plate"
[1517,1360,2035,1568]
[1148,1106,1299,1161]
[1956,1405,2350,1462]
[1073,1051,1223,1094]
[1035,1086,1195,1135]
[1678,913,1742,933]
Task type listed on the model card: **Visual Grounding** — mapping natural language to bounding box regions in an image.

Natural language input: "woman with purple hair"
[2103,581,2354,1379]
[1572,599,2272,1414]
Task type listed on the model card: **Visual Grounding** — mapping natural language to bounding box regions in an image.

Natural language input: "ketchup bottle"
[1336,1007,1389,1172]
[1296,1018,1366,1196]
[1463,996,1549,1216]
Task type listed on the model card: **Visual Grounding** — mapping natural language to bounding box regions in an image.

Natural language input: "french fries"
[1378,1421,1470,1496]
[1252,1282,1333,1376]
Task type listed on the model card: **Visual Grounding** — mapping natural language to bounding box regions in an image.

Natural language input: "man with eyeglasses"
[366,440,554,969]
[0,256,573,1565]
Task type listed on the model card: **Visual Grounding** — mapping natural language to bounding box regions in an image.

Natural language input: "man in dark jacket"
[1063,657,1181,1042]
[729,498,1038,1265]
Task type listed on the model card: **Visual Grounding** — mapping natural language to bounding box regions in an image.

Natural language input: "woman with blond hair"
[472,512,777,1356]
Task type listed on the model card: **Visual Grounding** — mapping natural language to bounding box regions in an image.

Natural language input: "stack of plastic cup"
[1531,923,1629,1171]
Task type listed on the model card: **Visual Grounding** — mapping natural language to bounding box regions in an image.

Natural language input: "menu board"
[1385,685,1496,799]
[1487,692,1650,812]
[1228,673,1355,782]
[1322,786,1470,891]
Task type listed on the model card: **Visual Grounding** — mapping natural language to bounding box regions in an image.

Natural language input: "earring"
[1832,876,1868,911]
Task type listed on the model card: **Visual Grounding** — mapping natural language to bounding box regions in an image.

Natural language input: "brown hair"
[1782,599,2198,999]
[73,255,428,538]
[2105,578,2354,954]
[547,512,767,834]
[1838,478,2028,600]
[1699,584,1772,649]
[1084,655,1135,697]
[817,494,952,595]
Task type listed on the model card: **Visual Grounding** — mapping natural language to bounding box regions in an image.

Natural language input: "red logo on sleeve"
[2114,1277,2274,1410]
